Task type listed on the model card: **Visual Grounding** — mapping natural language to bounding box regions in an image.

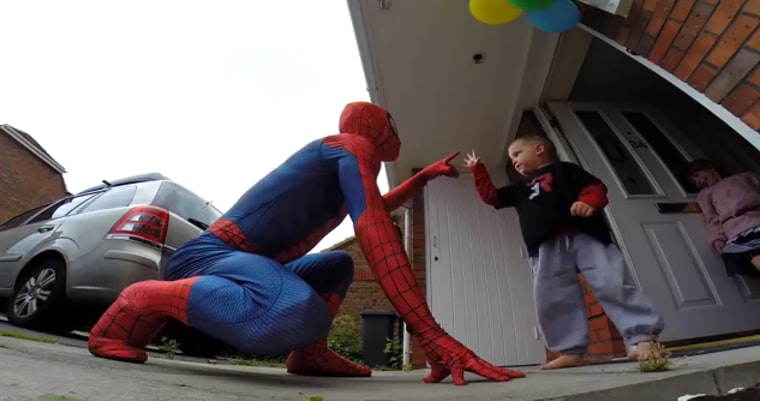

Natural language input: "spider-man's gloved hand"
[415,324,526,385]
[419,151,460,180]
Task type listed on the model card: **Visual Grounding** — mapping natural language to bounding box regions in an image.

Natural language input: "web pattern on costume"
[88,277,198,362]
[325,114,526,384]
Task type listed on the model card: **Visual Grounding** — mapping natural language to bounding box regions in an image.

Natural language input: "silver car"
[0,173,222,336]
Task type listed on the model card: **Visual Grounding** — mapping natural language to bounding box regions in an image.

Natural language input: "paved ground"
[2,327,760,401]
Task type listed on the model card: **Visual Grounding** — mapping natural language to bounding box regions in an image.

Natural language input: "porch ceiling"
[347,0,561,185]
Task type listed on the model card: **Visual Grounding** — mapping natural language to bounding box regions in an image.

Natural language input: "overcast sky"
[0,0,388,252]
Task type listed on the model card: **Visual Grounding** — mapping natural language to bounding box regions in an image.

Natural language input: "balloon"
[469,0,523,25]
[525,0,580,33]
[508,0,555,11]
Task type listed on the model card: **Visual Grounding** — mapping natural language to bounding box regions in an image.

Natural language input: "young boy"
[687,159,760,276]
[464,135,665,370]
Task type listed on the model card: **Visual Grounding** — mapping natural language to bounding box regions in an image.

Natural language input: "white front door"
[425,173,546,366]
[547,101,760,342]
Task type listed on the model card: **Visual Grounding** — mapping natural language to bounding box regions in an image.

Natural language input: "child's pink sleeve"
[697,190,726,244]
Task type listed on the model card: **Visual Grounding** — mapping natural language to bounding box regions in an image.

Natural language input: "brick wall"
[0,131,68,223]
[333,237,396,319]
[580,0,760,130]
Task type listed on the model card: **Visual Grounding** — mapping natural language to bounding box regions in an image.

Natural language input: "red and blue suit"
[87,101,526,385]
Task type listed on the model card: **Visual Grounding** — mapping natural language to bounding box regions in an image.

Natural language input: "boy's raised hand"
[570,201,595,217]
[463,150,481,168]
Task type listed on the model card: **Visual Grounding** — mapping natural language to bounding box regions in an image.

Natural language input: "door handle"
[37,225,54,233]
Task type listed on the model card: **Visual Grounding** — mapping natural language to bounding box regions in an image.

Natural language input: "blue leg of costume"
[183,250,353,356]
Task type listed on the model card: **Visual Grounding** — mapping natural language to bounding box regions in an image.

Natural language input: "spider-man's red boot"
[88,277,198,363]
[286,293,372,377]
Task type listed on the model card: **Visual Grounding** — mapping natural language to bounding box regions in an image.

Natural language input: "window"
[152,183,223,227]
[0,203,51,231]
[28,193,97,224]
[575,111,656,195]
[78,185,138,214]
[621,112,699,194]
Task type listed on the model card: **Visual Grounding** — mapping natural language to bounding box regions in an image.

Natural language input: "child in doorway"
[687,159,760,276]
[463,135,665,370]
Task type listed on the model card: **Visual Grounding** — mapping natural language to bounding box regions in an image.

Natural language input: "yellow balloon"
[469,0,523,25]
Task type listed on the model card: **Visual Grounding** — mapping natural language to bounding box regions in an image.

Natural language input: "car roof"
[75,173,171,195]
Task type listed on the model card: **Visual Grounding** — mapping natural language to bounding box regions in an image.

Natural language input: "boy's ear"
[534,143,545,156]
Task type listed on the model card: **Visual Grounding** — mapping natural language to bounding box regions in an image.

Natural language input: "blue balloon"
[525,0,580,33]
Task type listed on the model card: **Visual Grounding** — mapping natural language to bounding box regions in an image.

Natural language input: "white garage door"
[424,172,546,366]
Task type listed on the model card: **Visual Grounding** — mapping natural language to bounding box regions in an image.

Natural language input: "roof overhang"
[347,0,561,187]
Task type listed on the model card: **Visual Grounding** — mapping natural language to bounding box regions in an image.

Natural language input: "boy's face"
[689,168,721,189]
[508,139,547,175]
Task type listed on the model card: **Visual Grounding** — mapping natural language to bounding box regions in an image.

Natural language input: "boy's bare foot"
[540,354,585,370]
[628,341,659,361]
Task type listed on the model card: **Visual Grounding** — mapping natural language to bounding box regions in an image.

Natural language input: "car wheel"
[7,257,69,331]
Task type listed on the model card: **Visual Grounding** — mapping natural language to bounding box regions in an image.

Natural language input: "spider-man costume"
[88,101,526,385]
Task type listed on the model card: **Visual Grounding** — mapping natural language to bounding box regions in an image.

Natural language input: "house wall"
[0,131,68,223]
[331,237,396,319]
[579,0,760,131]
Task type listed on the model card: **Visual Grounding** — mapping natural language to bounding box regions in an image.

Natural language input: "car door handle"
[37,225,54,233]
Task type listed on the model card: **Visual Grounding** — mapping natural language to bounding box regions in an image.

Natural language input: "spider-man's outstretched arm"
[382,152,460,211]
[329,137,525,386]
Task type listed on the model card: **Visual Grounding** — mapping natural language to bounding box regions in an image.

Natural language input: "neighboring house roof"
[1,124,66,174]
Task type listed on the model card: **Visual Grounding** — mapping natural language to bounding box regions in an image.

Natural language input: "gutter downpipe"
[402,204,413,367]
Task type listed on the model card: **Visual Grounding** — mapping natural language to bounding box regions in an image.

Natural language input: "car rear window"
[152,182,222,227]
[78,185,137,214]
[0,203,51,231]
[28,193,98,224]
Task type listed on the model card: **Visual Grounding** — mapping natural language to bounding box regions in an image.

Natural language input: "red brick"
[588,316,610,331]
[673,1,716,50]
[649,21,683,63]
[672,0,697,21]
[643,0,659,12]
[647,0,676,37]
[705,14,760,68]
[662,47,686,71]
[588,342,613,356]
[617,25,632,44]
[625,0,651,49]
[689,63,719,89]
[596,328,613,340]
[748,66,760,86]
[715,84,757,109]
[746,28,760,51]
[587,302,604,318]
[745,0,760,16]
[705,47,760,101]
[675,33,718,80]
[741,100,760,128]
[705,0,747,35]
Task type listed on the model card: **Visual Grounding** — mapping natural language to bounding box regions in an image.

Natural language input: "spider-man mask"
[339,102,401,162]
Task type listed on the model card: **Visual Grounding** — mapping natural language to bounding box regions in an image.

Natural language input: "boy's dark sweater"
[471,161,613,257]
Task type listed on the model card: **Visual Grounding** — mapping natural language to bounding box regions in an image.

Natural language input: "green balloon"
[508,0,555,10]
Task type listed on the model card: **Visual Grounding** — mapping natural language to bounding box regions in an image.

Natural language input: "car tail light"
[108,206,169,244]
